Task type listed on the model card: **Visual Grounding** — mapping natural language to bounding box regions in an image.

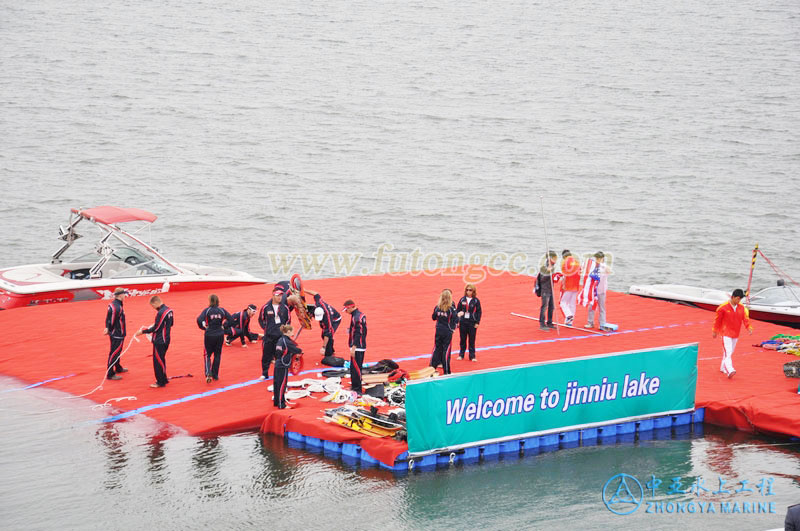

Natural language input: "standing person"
[559,250,580,326]
[273,324,302,409]
[430,289,458,374]
[343,299,367,393]
[258,284,292,380]
[103,287,129,380]
[585,251,612,330]
[196,294,232,383]
[456,284,482,362]
[135,296,174,388]
[786,503,800,531]
[536,251,558,331]
[225,304,261,347]
[304,288,342,359]
[712,288,753,379]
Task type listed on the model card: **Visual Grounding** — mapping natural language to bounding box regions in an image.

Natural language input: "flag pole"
[745,243,758,305]
[540,196,559,335]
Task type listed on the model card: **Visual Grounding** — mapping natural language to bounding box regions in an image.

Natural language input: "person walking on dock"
[343,299,367,393]
[196,294,232,383]
[103,287,129,380]
[136,296,174,388]
[456,284,481,362]
[712,288,753,379]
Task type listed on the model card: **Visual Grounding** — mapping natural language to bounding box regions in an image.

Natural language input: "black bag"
[321,355,345,367]
[369,358,399,373]
[364,384,385,399]
[534,273,542,297]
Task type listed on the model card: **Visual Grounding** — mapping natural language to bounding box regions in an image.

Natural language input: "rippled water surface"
[1,0,799,529]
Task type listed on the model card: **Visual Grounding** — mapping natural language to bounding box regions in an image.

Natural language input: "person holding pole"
[135,295,174,388]
[536,251,558,331]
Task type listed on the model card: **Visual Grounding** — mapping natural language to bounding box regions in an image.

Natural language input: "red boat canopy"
[71,206,158,225]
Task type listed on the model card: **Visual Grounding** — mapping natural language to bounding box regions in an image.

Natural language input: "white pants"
[587,292,607,327]
[720,336,737,374]
[560,291,577,320]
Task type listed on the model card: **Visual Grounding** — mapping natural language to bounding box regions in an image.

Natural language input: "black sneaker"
[108,375,122,380]
[118,368,129,373]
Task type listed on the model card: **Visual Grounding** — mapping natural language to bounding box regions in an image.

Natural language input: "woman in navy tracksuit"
[431,289,458,375]
[273,324,302,409]
[196,294,232,383]
[456,283,482,362]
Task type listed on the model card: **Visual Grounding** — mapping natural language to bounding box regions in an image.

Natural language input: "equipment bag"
[321,355,345,367]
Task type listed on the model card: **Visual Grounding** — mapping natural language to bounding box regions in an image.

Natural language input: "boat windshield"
[109,257,178,278]
[73,246,178,278]
[750,286,800,306]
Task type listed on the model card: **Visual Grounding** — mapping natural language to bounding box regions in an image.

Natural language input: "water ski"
[509,312,608,335]
[323,406,399,438]
[408,366,436,380]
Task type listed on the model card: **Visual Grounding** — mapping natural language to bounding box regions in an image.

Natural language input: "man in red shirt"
[712,289,753,379]
[559,250,581,326]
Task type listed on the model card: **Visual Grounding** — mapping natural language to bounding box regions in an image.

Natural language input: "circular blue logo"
[602,473,644,515]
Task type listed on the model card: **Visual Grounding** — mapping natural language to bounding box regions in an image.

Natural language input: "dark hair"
[209,294,219,307]
[562,249,571,257]
[594,251,604,259]
[247,304,257,311]
[280,324,293,334]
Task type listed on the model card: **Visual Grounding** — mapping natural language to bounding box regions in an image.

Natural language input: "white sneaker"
[259,375,267,380]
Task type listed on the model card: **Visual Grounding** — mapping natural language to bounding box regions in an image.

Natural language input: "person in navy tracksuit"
[304,289,341,359]
[258,283,293,380]
[196,294,232,383]
[456,283,482,362]
[225,304,261,347]
[431,289,458,375]
[135,295,174,388]
[343,299,366,393]
[104,287,129,380]
[273,324,302,409]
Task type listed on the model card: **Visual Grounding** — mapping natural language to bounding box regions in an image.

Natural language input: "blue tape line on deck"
[1,374,75,393]
[95,319,705,423]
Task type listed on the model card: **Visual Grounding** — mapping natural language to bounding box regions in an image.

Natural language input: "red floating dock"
[1,268,798,467]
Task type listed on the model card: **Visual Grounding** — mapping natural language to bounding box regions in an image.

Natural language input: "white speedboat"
[628,283,800,327]
[0,206,265,310]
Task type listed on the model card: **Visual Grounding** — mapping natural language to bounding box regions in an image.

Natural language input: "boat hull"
[0,277,265,310]
[629,284,800,329]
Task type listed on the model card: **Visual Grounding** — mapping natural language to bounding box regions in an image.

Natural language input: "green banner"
[406,343,698,455]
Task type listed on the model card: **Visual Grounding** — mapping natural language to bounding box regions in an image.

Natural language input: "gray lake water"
[1,0,799,529]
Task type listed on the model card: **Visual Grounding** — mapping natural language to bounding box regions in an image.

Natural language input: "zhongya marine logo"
[603,473,644,515]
